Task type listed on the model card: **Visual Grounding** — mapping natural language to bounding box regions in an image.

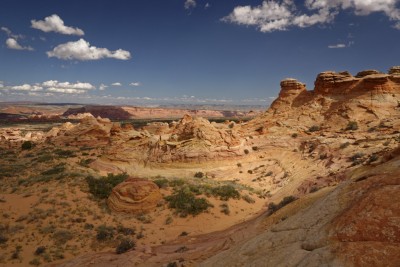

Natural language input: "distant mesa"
[107,178,162,214]
[63,105,132,120]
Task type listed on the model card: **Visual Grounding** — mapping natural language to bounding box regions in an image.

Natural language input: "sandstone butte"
[1,66,400,267]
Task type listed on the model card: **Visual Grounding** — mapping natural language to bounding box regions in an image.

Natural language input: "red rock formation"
[107,178,162,214]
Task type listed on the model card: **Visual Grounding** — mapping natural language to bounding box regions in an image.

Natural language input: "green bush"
[242,194,255,204]
[165,187,212,217]
[211,185,240,201]
[21,141,33,150]
[116,238,135,254]
[86,173,128,199]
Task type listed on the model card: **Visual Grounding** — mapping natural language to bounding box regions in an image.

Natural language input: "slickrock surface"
[107,178,162,214]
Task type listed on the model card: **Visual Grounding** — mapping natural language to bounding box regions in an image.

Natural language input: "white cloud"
[6,38,34,51]
[328,43,347,48]
[99,83,108,90]
[184,0,196,9]
[47,88,86,94]
[1,26,24,39]
[10,84,43,91]
[42,80,95,90]
[0,81,3,88]
[224,0,400,32]
[205,3,211,9]
[111,82,122,86]
[31,14,84,36]
[47,39,131,61]
[129,82,141,87]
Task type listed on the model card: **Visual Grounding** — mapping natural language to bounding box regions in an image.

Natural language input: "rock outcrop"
[107,178,162,214]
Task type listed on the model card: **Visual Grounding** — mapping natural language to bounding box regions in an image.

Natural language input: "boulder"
[107,178,162,214]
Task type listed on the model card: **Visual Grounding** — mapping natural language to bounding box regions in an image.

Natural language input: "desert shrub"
[346,121,358,131]
[291,133,298,138]
[79,158,94,167]
[165,187,212,217]
[194,172,204,178]
[350,152,365,162]
[117,226,135,235]
[96,225,114,241]
[220,203,230,215]
[248,170,253,174]
[308,125,320,132]
[34,246,46,255]
[237,163,242,167]
[340,142,350,149]
[52,230,73,245]
[242,194,255,203]
[116,238,135,254]
[135,213,153,224]
[211,185,240,201]
[252,146,258,151]
[21,141,33,150]
[37,154,54,162]
[54,149,76,158]
[41,163,65,176]
[244,149,250,154]
[86,173,128,199]
[29,258,41,266]
[165,216,173,225]
[368,154,379,163]
[153,178,169,188]
[0,234,8,244]
[267,195,297,215]
[169,178,185,187]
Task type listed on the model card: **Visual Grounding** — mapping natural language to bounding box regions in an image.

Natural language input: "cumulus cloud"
[223,0,400,32]
[328,43,347,48]
[99,83,108,90]
[41,80,95,94]
[31,14,84,36]
[111,82,122,86]
[10,84,43,91]
[129,82,141,87]
[6,38,34,51]
[47,39,131,61]
[184,0,196,9]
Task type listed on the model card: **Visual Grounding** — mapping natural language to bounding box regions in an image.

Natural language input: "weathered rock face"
[47,116,113,146]
[201,148,400,267]
[314,71,358,94]
[107,178,162,214]
[389,66,400,75]
[355,69,382,78]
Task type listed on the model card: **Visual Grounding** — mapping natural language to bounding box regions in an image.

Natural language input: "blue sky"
[0,0,400,106]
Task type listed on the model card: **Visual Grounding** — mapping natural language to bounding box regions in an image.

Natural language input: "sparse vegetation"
[52,230,73,245]
[153,177,169,188]
[242,194,255,203]
[165,187,212,217]
[220,203,230,215]
[267,196,298,215]
[116,238,135,254]
[211,185,240,201]
[291,133,298,138]
[96,225,114,241]
[86,173,129,199]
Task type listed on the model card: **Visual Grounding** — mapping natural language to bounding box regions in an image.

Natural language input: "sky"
[1,0,400,106]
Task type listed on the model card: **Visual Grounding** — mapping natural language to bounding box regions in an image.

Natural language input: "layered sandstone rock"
[107,178,162,214]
